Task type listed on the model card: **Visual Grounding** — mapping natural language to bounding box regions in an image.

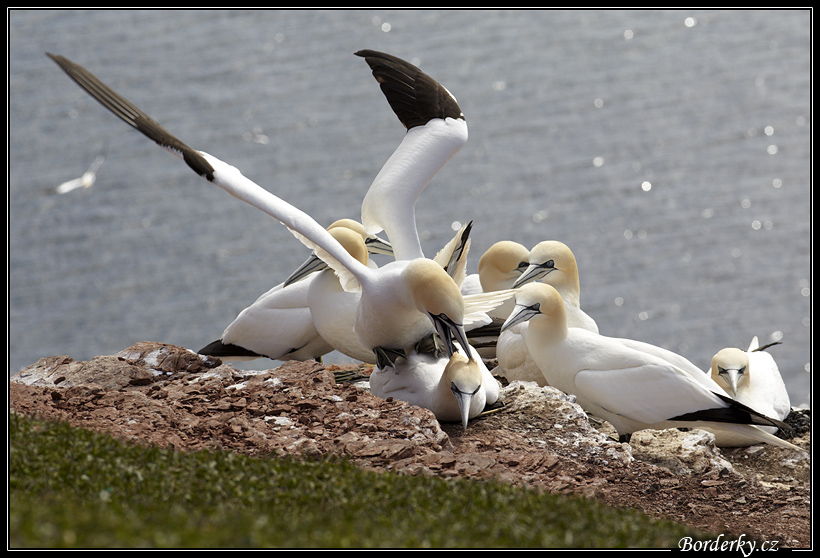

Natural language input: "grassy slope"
[9,412,709,548]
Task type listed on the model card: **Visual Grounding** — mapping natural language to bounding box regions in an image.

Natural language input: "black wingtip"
[47,52,217,182]
[670,390,793,432]
[355,49,464,129]
[198,339,263,359]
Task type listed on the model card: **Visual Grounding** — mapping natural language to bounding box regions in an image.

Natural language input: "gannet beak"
[501,303,541,332]
[430,312,472,361]
[720,367,744,397]
[513,263,552,288]
[450,381,480,429]
[364,235,394,256]
[283,253,329,287]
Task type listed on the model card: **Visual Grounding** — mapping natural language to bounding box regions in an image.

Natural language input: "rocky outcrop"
[9,342,811,547]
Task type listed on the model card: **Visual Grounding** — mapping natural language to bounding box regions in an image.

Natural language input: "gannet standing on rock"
[502,282,801,450]
[705,337,792,447]
[496,240,598,386]
[503,239,708,383]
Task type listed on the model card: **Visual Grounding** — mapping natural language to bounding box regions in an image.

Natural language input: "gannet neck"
[361,117,468,261]
[328,226,369,266]
[355,49,467,262]
[402,258,472,359]
[503,283,568,344]
[408,260,464,319]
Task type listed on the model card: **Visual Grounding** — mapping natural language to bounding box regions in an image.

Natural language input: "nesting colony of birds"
[48,49,799,450]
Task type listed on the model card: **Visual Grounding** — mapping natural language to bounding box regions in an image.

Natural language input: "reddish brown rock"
[9,342,810,548]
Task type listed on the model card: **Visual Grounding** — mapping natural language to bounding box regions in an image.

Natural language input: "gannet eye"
[516,261,529,271]
[544,259,555,269]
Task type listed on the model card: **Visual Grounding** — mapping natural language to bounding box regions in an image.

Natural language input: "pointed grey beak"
[451,381,480,429]
[501,303,541,332]
[429,312,472,361]
[283,253,328,287]
[365,235,394,256]
[719,367,745,397]
[513,262,554,288]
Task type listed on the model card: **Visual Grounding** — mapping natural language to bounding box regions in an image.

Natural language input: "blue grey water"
[9,9,811,407]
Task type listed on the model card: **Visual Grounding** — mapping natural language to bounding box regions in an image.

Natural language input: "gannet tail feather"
[198,339,263,359]
[708,423,802,451]
[670,390,791,431]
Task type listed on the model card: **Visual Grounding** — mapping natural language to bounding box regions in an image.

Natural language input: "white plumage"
[705,337,792,447]
[199,220,390,363]
[47,50,510,427]
[502,282,800,450]
[370,343,500,429]
[498,240,598,386]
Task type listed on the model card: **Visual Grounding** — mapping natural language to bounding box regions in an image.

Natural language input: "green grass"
[9,412,709,548]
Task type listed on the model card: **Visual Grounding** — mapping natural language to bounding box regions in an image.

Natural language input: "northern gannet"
[369,343,500,429]
[502,283,800,450]
[510,240,709,378]
[496,240,598,386]
[512,240,599,333]
[705,337,792,447]
[46,50,485,371]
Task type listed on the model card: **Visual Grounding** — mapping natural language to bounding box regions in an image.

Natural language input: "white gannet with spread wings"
[46,51,510,381]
